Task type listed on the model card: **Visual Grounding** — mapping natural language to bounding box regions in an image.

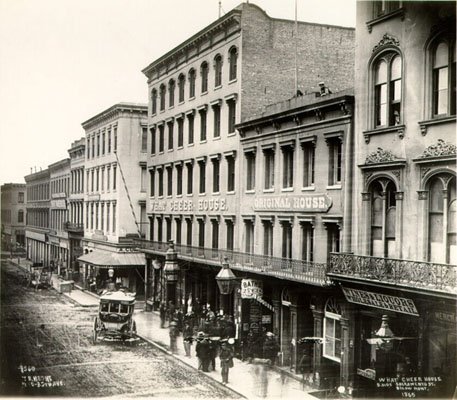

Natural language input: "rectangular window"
[113,127,117,152]
[150,169,155,196]
[96,134,100,157]
[167,166,173,196]
[198,219,205,248]
[187,163,193,194]
[327,223,341,261]
[186,219,192,246]
[212,158,220,193]
[213,104,221,138]
[86,171,90,193]
[86,203,89,228]
[166,218,172,241]
[101,167,105,191]
[87,138,90,159]
[150,127,156,154]
[177,118,184,147]
[18,192,24,203]
[211,220,219,250]
[301,222,314,262]
[141,166,147,192]
[245,151,256,191]
[167,121,174,150]
[95,203,99,230]
[107,166,111,190]
[101,203,104,231]
[302,142,315,187]
[188,114,194,145]
[113,165,117,190]
[176,218,182,244]
[281,221,293,258]
[227,155,235,192]
[245,220,254,253]
[148,216,154,241]
[91,170,94,192]
[282,145,294,189]
[141,127,148,152]
[158,168,164,197]
[102,132,105,155]
[226,220,234,250]
[227,100,236,134]
[328,139,342,185]
[91,136,95,159]
[176,164,183,196]
[159,125,164,152]
[264,149,275,190]
[108,129,111,153]
[96,168,99,191]
[90,203,94,230]
[157,217,163,242]
[198,160,206,194]
[200,109,207,141]
[263,220,273,256]
[324,314,342,362]
[112,202,116,233]
[106,203,110,232]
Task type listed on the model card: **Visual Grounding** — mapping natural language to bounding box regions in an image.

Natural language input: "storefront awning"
[78,251,146,268]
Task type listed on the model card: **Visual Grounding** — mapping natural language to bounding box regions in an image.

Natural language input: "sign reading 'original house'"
[253,194,332,212]
[342,287,419,316]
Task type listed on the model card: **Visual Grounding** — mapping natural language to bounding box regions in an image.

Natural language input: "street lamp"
[216,257,237,295]
[163,241,180,304]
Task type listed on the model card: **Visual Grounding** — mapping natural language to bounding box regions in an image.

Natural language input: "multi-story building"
[137,0,354,370]
[25,168,50,265]
[66,138,85,282]
[328,2,456,398]
[1,183,26,254]
[48,159,71,276]
[78,103,148,295]
[235,89,354,383]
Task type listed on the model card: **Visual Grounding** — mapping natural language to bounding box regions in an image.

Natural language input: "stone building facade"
[1,183,26,253]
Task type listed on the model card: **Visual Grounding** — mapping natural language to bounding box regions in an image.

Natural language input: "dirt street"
[0,261,240,399]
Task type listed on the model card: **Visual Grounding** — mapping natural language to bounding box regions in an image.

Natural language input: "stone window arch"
[214,54,223,87]
[228,46,238,81]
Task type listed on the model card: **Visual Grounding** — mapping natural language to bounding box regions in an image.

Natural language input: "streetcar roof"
[99,290,136,302]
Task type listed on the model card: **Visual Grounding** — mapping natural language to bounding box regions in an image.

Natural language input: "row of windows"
[1,209,24,224]
[149,214,340,263]
[50,209,68,232]
[150,99,236,154]
[27,183,49,201]
[243,138,342,192]
[51,176,70,196]
[26,209,49,229]
[150,154,236,198]
[370,35,455,129]
[71,168,85,194]
[151,47,238,114]
[69,201,84,225]
[86,126,117,159]
[85,201,117,234]
[86,164,117,193]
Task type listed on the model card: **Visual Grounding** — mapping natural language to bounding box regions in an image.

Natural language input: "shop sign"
[150,198,228,212]
[434,311,456,324]
[262,315,272,324]
[357,368,376,380]
[342,287,419,316]
[253,194,332,212]
[241,279,263,299]
[25,231,45,241]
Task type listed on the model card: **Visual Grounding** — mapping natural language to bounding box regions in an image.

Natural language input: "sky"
[0,0,356,185]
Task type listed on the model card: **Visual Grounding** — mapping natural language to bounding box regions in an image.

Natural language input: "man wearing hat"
[219,338,235,384]
[195,332,210,372]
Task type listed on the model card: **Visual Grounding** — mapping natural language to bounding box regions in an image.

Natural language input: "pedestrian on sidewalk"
[251,358,271,398]
[263,332,280,366]
[159,302,167,328]
[183,322,193,357]
[196,331,210,372]
[169,320,178,354]
[219,338,234,384]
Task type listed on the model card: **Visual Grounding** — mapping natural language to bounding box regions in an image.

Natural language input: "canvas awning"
[78,251,146,268]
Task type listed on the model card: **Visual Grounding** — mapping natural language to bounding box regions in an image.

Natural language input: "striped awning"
[78,251,145,268]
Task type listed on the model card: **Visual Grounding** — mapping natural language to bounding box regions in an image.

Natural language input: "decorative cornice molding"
[365,147,400,164]
[372,33,400,53]
[419,139,456,159]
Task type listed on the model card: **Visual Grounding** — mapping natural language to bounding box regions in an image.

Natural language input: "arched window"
[323,297,342,362]
[214,54,222,87]
[374,53,402,127]
[432,40,456,116]
[151,88,157,115]
[159,84,166,111]
[178,74,185,103]
[229,47,238,81]
[188,68,196,98]
[168,79,175,107]
[428,175,456,264]
[200,62,208,93]
[370,179,396,257]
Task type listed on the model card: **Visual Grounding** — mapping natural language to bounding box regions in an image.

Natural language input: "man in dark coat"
[263,332,280,366]
[195,332,210,372]
[219,339,234,384]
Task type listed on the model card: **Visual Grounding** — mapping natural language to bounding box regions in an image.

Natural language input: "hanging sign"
[241,279,263,299]
[342,287,419,316]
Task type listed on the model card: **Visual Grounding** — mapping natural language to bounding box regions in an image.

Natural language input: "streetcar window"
[109,303,120,313]
[100,302,109,312]
[120,304,129,314]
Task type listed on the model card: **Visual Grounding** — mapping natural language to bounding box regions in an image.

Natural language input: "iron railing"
[329,252,457,294]
[134,239,331,287]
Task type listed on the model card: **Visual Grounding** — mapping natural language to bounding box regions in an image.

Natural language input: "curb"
[136,333,247,399]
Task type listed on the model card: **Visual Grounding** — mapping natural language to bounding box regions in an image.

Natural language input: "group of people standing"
[159,300,236,384]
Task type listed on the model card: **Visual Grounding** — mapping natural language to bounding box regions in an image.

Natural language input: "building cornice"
[81,103,148,131]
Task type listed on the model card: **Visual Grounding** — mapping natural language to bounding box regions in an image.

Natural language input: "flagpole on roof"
[294,0,298,95]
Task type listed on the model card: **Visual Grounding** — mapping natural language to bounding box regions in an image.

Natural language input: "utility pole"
[294,0,298,96]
